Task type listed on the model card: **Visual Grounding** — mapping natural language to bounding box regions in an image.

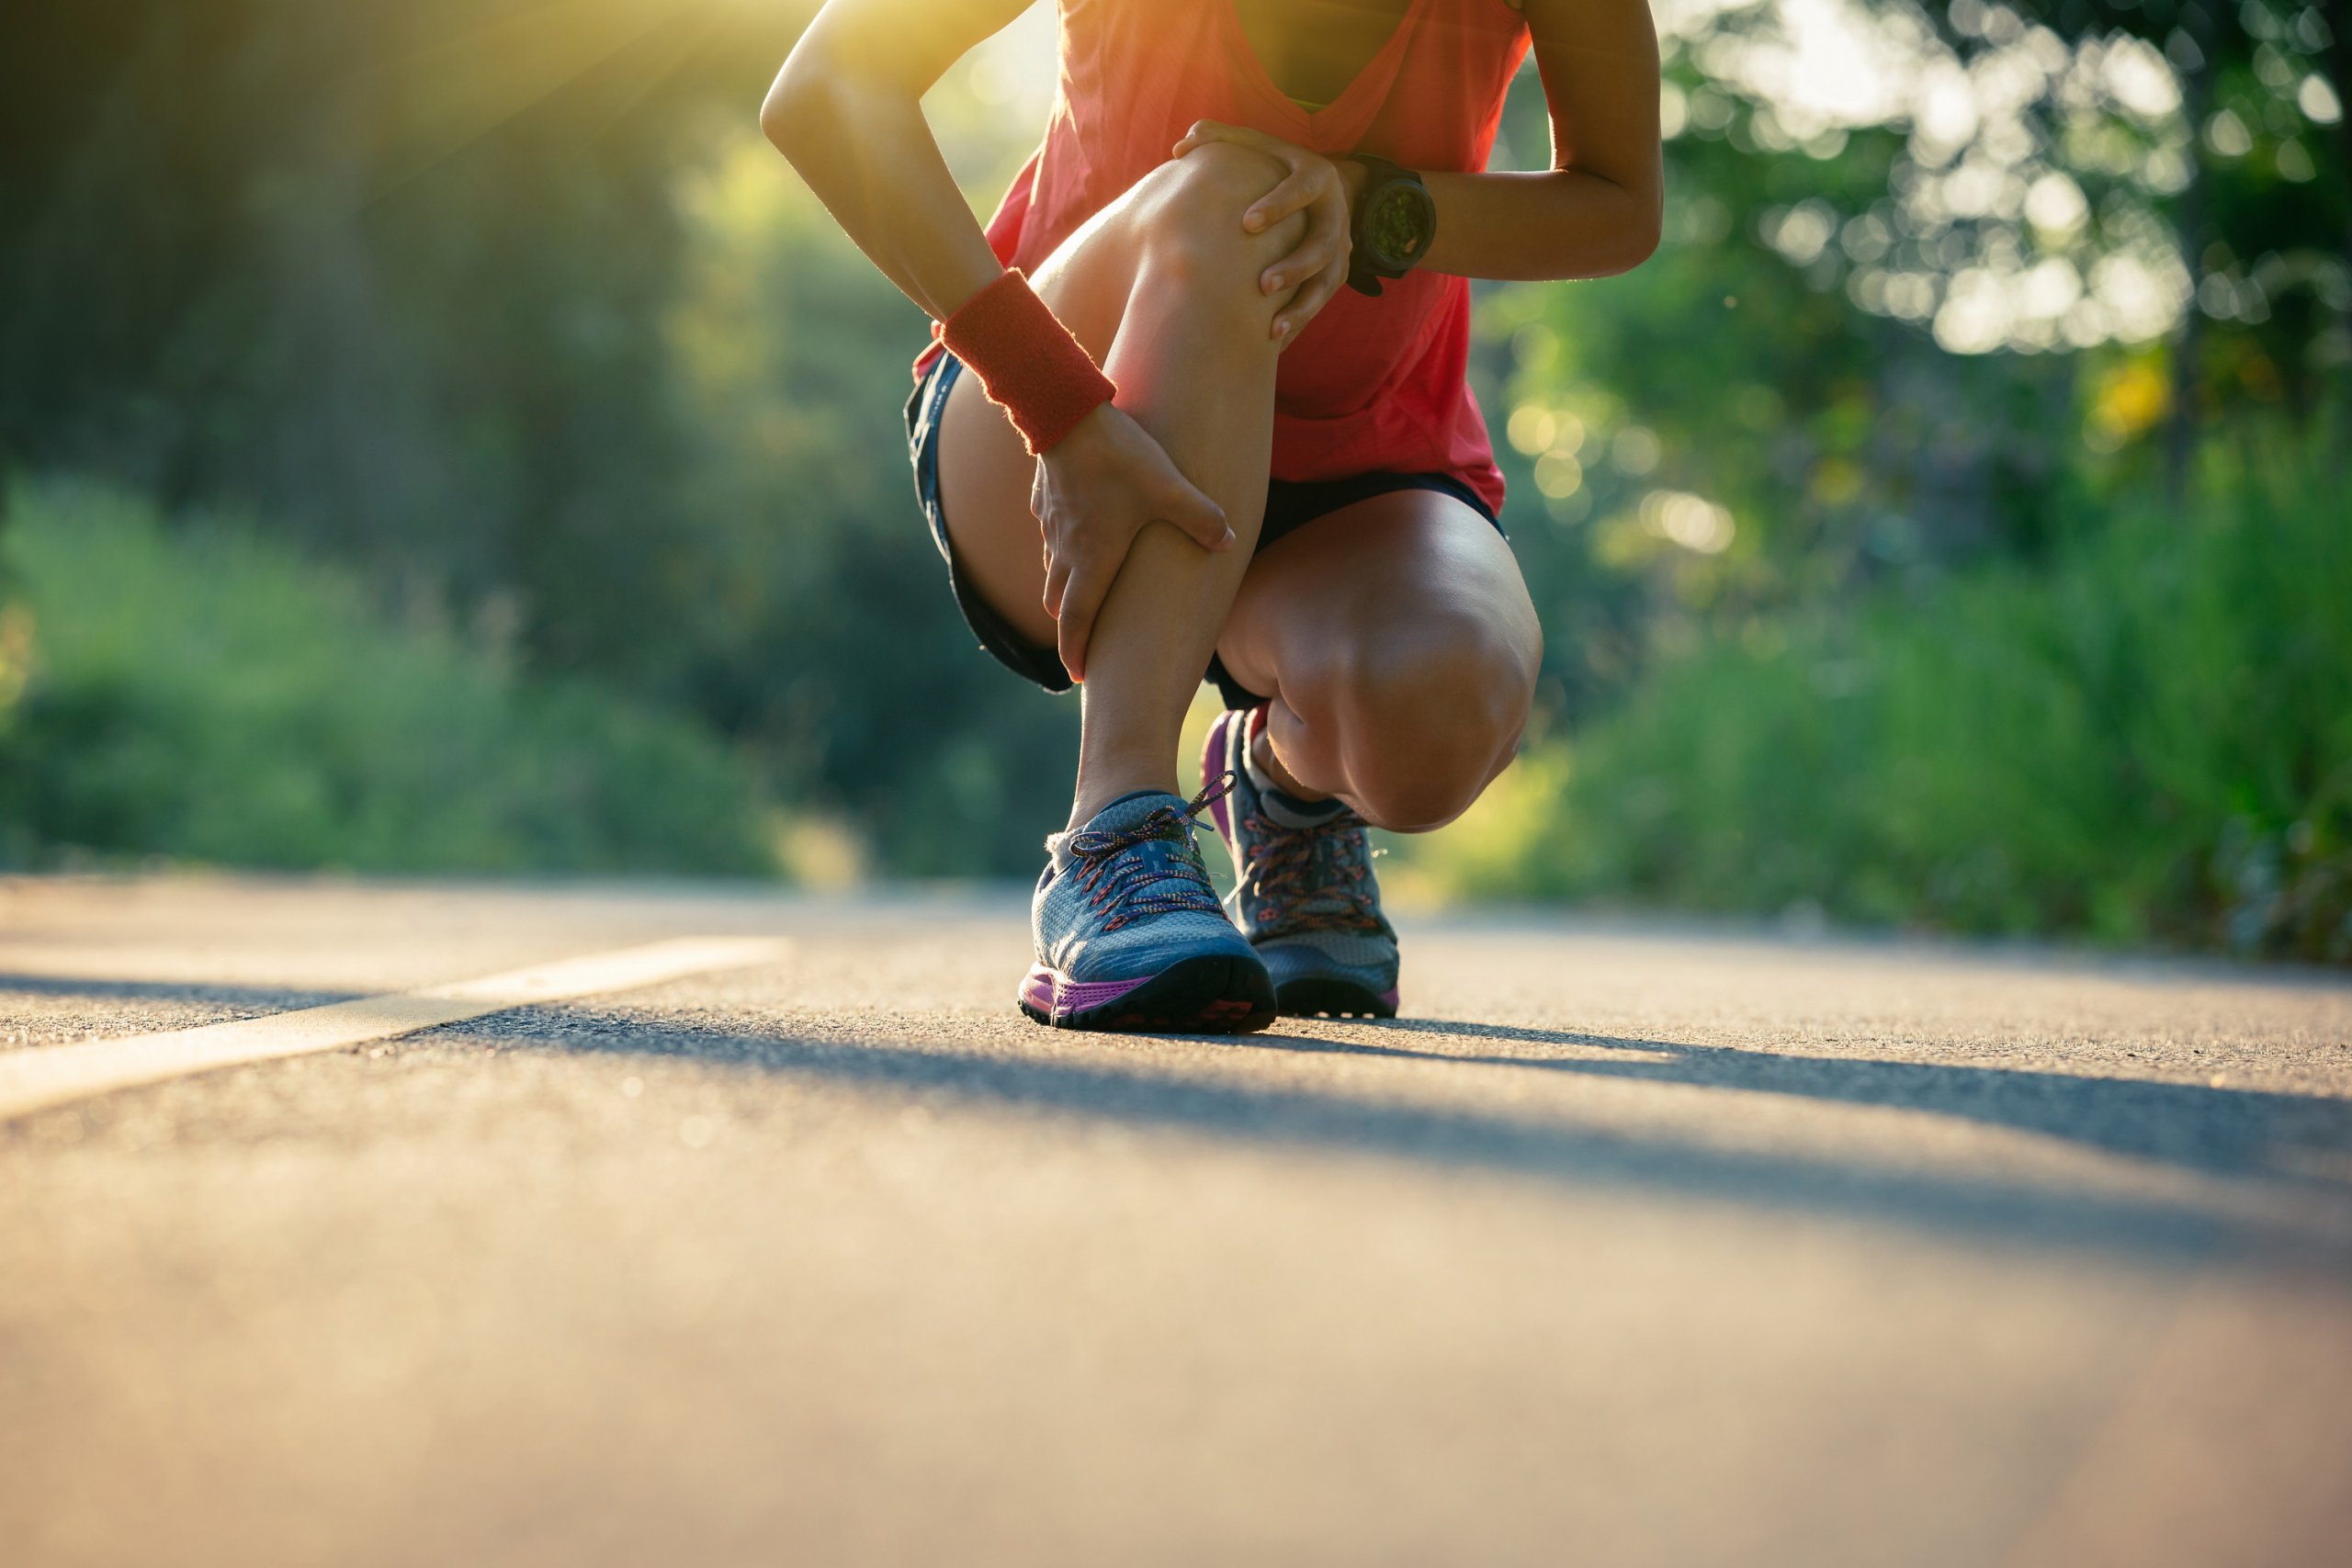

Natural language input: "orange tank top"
[916,0,1532,512]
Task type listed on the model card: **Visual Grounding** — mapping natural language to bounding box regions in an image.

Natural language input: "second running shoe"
[1021,779,1276,1033]
[1202,705,1401,1018]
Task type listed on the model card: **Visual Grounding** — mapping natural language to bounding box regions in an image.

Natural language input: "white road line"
[0,936,790,1122]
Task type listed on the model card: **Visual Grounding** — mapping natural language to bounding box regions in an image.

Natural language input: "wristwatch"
[1343,152,1436,297]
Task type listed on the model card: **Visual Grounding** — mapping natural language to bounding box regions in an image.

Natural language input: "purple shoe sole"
[1018,954,1274,1034]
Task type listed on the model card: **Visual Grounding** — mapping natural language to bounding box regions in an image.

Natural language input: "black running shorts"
[905,350,1504,712]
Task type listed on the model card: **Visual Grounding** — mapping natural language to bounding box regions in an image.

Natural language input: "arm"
[762,0,1230,682]
[759,0,1025,320]
[1416,0,1664,281]
[1175,0,1662,306]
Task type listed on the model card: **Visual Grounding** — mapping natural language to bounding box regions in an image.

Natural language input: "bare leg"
[935,143,1305,828]
[1212,489,1544,833]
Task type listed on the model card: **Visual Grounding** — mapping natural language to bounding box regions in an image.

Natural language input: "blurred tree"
[1486,0,2346,732]
[0,0,1083,873]
[1,0,2340,896]
[1898,0,2351,456]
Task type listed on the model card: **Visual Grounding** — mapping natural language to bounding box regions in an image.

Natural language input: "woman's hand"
[1031,403,1232,682]
[1171,120,1362,344]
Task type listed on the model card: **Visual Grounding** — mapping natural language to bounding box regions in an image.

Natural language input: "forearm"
[1420,0,1660,285]
[760,38,1002,319]
[1417,167,1661,283]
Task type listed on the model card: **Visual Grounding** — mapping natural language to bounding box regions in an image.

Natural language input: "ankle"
[1249,719,1329,806]
[1069,773,1178,832]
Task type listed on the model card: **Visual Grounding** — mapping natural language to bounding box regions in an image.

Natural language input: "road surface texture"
[2,875,2348,1567]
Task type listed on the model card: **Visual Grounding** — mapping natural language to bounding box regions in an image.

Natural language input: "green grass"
[0,479,782,876]
[1420,435,2352,963]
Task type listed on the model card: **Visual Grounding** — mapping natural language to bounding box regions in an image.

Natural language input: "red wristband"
[939,270,1115,456]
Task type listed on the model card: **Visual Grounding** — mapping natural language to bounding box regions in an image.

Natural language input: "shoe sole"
[1274,976,1399,1021]
[1019,953,1276,1034]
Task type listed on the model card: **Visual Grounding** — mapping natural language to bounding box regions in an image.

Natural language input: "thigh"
[931,154,1295,655]
[933,228,1131,652]
[1214,487,1541,706]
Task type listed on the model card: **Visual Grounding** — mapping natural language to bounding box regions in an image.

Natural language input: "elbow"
[1619,210,1662,272]
[1540,170,1662,280]
[1618,173,1674,272]
[1559,219,1657,282]
[1609,178,1664,274]
[757,86,788,153]
[758,72,811,159]
[764,33,912,168]
[760,45,836,160]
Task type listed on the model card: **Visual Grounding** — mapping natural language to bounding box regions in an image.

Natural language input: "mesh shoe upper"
[1034,784,1261,985]
[1209,709,1399,995]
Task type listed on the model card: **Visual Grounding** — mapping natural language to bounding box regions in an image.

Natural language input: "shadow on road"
[18,964,2346,1266]
[503,1006,2352,1269]
[0,974,364,1011]
[1268,1018,2352,1194]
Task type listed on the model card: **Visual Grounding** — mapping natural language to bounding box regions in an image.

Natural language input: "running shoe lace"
[1060,775,1235,933]
[1238,804,1382,936]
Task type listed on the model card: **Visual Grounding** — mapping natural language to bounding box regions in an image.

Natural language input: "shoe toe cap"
[1062,911,1264,985]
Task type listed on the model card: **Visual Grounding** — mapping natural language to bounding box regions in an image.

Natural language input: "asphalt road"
[3,875,2348,1567]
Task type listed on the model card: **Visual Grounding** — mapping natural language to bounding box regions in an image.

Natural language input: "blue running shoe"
[1202,705,1400,1018]
[1021,778,1276,1033]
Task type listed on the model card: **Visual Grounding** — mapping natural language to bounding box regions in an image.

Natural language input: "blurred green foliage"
[1422,434,2351,961]
[1474,0,2347,732]
[2,1,2346,957]
[1428,0,2351,961]
[0,0,1074,876]
[0,481,776,874]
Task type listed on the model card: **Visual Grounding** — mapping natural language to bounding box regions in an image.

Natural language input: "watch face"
[1363,180,1435,271]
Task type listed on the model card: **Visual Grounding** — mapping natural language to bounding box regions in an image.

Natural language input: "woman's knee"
[1326,612,1540,830]
[1129,144,1301,296]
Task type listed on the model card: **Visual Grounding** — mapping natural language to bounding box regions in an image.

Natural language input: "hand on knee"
[1132,143,1304,322]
